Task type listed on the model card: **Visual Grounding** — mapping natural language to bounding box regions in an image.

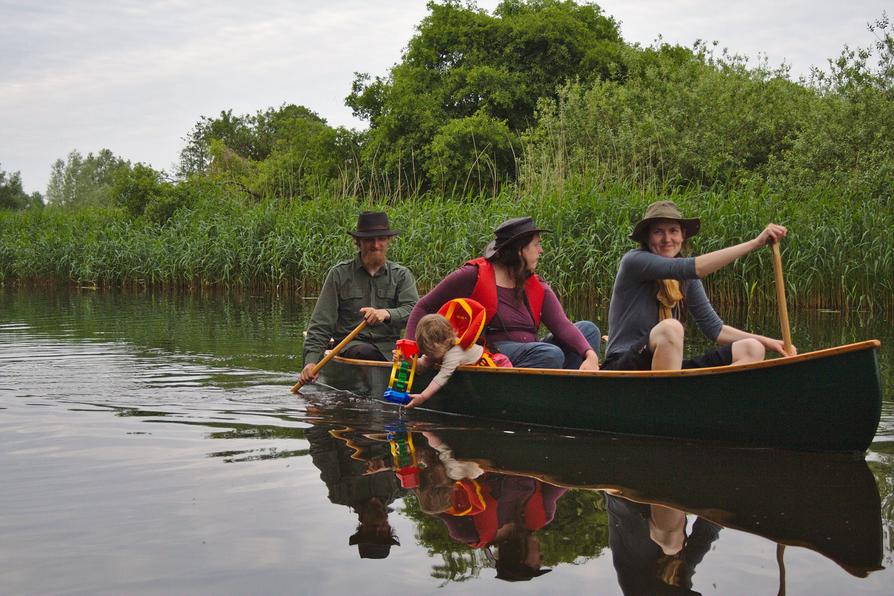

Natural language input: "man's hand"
[299,362,319,385]
[360,307,390,325]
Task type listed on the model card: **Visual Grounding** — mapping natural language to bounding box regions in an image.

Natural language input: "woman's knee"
[650,319,684,348]
[733,338,764,363]
[575,320,601,350]
[528,343,565,368]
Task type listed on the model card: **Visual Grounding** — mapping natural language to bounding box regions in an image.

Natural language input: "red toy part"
[437,298,487,350]
[395,338,419,357]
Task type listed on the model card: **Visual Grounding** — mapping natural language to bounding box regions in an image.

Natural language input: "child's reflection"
[413,431,567,582]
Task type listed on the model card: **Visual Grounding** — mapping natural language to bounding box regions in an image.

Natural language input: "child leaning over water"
[406,314,510,409]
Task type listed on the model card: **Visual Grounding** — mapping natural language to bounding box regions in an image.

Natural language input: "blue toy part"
[384,388,411,405]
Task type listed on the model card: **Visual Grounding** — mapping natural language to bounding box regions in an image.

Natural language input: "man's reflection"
[413,431,568,581]
[306,423,406,559]
[607,494,721,595]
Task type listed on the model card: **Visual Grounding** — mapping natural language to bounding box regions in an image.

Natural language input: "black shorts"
[601,341,733,371]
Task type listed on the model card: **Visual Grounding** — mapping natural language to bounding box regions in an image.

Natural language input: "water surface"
[1,288,891,595]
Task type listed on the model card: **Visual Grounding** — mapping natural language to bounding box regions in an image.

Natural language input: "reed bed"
[1,183,892,311]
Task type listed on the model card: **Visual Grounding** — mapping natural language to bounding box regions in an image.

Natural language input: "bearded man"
[298,212,419,385]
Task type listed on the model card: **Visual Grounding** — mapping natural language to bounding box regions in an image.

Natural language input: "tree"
[112,162,170,218]
[178,104,358,200]
[46,149,130,208]
[345,0,624,194]
[0,165,43,210]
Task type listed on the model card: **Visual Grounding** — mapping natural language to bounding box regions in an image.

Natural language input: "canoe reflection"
[430,426,884,578]
[302,404,883,582]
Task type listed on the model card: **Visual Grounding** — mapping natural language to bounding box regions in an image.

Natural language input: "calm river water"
[1,287,891,595]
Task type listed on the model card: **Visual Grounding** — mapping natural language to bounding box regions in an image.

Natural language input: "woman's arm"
[716,325,794,357]
[405,266,477,338]
[694,223,787,278]
[539,285,600,370]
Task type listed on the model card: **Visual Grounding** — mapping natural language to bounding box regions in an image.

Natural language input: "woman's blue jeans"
[492,321,601,369]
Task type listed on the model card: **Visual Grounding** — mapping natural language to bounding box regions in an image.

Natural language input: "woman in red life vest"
[405,217,600,370]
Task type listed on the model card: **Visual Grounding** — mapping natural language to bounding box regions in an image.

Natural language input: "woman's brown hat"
[484,217,551,258]
[630,201,700,243]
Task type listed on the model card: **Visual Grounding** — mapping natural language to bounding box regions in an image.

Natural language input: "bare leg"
[731,338,765,365]
[649,319,684,370]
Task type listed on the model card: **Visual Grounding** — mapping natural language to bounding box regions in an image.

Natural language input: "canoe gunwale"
[332,339,881,379]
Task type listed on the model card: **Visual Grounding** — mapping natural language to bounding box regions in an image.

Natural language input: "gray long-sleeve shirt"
[302,256,418,365]
[605,249,723,358]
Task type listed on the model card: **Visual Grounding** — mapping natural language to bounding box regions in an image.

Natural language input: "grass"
[1,181,891,311]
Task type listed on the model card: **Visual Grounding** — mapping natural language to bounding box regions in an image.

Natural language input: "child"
[406,313,510,409]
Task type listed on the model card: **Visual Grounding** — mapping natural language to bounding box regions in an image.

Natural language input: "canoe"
[322,340,883,453]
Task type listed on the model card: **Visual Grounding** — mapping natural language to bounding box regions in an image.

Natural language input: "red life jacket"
[446,477,550,548]
[465,257,544,330]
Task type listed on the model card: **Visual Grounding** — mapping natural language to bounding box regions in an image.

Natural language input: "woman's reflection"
[413,431,568,582]
[607,494,721,595]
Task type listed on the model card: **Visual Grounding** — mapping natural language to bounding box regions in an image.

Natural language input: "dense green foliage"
[2,185,891,309]
[5,2,892,308]
[0,164,43,210]
[347,0,623,194]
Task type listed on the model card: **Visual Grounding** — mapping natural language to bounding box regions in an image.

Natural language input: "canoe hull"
[327,340,883,453]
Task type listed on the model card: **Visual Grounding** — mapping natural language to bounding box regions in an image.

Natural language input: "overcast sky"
[1,0,889,195]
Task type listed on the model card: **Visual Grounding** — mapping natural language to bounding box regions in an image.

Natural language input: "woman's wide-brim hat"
[629,201,700,243]
[349,211,400,238]
[484,217,551,259]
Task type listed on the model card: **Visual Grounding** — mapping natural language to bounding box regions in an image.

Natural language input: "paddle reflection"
[305,422,407,559]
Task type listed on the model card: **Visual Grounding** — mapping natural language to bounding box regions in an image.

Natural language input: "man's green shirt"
[302,255,419,365]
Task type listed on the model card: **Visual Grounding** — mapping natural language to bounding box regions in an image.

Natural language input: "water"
[0,287,891,595]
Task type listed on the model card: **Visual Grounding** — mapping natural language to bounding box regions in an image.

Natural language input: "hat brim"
[629,218,700,243]
[349,229,400,238]
[483,228,551,259]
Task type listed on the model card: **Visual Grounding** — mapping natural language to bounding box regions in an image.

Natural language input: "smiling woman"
[602,201,793,372]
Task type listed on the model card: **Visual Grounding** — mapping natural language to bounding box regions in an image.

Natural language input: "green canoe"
[324,340,883,453]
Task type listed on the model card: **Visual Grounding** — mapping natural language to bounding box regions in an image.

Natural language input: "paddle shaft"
[291,320,368,393]
[770,241,794,356]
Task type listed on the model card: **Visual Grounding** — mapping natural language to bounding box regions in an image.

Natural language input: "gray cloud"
[0,0,888,194]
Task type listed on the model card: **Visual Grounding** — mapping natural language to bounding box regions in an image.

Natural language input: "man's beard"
[362,250,386,270]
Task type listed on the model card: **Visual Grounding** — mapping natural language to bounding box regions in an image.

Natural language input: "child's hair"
[415,314,457,357]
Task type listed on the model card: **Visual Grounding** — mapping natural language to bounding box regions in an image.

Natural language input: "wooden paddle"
[770,240,795,357]
[290,320,368,394]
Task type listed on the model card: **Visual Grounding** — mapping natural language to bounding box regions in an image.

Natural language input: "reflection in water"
[412,431,565,583]
[306,423,406,559]
[297,398,884,590]
[607,496,720,595]
[1,286,892,593]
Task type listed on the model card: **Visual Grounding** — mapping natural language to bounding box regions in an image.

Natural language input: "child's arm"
[405,346,464,409]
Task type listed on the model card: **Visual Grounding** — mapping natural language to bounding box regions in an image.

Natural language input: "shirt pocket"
[338,285,366,318]
[375,284,396,308]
